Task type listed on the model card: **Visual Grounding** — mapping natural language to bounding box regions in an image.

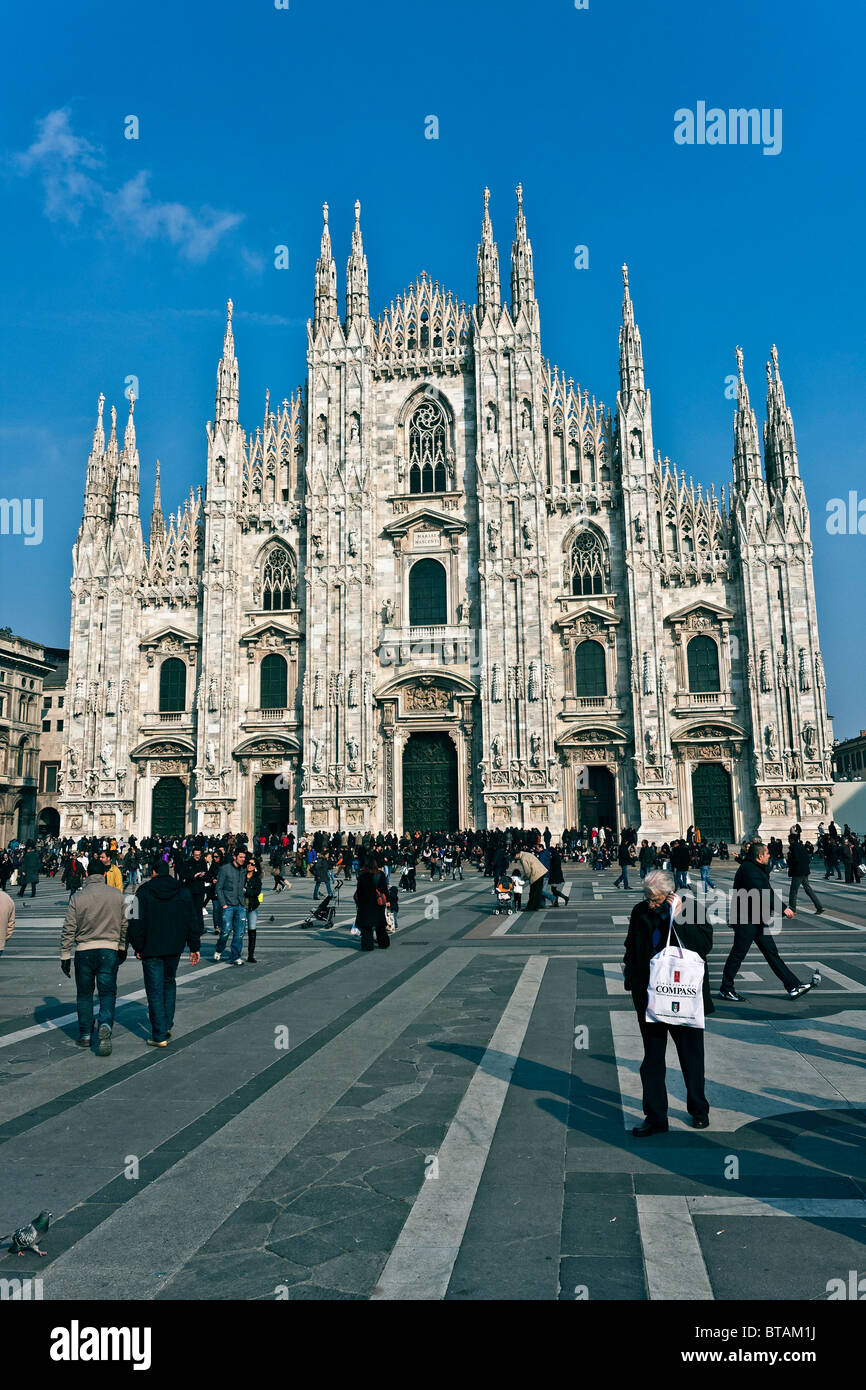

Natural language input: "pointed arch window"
[262,547,296,611]
[409,558,447,625]
[408,398,448,494]
[566,531,607,596]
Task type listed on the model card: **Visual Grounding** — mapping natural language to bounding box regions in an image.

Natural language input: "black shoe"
[632,1121,669,1137]
[97,1025,112,1057]
[692,1116,710,1129]
[814,907,825,915]
[76,1035,91,1048]
[788,982,813,999]
[718,987,745,1001]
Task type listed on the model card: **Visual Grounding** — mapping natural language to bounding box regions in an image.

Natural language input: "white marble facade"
[58,189,833,840]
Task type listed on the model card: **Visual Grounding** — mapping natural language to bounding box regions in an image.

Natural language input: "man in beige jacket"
[60,859,127,1056]
[0,888,14,958]
[507,843,549,912]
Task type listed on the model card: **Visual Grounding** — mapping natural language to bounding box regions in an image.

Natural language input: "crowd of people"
[0,819,862,1088]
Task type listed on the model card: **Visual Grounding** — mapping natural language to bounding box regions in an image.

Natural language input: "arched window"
[262,547,295,611]
[260,653,288,710]
[687,635,720,693]
[408,398,448,494]
[159,657,186,712]
[409,558,447,626]
[575,640,607,697]
[566,531,607,595]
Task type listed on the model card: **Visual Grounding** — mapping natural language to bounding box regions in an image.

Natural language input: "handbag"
[646,909,706,1030]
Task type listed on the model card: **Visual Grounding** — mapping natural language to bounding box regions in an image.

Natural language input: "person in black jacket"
[353,856,390,952]
[130,860,201,1046]
[787,833,824,915]
[623,871,713,1136]
[181,847,208,924]
[670,839,691,891]
[719,840,813,1001]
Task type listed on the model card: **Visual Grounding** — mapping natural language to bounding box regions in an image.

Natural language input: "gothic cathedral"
[58,188,834,841]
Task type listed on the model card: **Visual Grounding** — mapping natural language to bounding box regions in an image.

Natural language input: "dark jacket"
[670,842,691,871]
[244,868,263,911]
[216,861,246,908]
[182,858,208,906]
[22,849,41,883]
[787,840,811,878]
[130,875,201,958]
[354,869,387,931]
[731,859,779,927]
[623,897,715,1017]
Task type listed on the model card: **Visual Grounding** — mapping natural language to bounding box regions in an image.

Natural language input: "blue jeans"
[141,954,180,1042]
[614,865,630,888]
[674,868,688,890]
[246,907,258,934]
[216,903,245,962]
[700,865,715,889]
[74,948,119,1036]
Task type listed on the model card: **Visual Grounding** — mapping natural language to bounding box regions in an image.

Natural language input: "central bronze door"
[402,732,458,833]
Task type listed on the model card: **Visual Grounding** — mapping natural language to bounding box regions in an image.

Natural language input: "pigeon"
[2,1211,53,1257]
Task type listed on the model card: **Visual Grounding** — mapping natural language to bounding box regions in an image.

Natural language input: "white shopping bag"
[646,911,706,1029]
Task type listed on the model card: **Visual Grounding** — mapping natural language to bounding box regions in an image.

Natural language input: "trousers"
[721,923,799,992]
[635,1006,708,1125]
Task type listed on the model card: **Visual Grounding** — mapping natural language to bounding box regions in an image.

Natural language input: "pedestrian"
[98,848,124,893]
[17,841,41,902]
[699,841,715,891]
[59,858,127,1056]
[547,846,569,905]
[670,839,691,891]
[129,859,201,1047]
[719,841,814,1001]
[353,855,391,951]
[312,849,333,901]
[614,837,633,890]
[214,846,248,964]
[244,857,262,963]
[508,842,548,911]
[787,834,824,915]
[181,846,208,924]
[623,870,713,1136]
[638,840,657,880]
[0,886,14,961]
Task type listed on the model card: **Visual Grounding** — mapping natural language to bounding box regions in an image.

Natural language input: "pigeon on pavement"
[2,1211,53,1256]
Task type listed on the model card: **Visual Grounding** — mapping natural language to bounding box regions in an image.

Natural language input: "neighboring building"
[36,645,69,837]
[58,189,834,840]
[0,629,57,842]
[832,732,866,782]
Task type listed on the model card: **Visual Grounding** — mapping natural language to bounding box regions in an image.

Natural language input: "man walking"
[787,833,824,915]
[670,839,691,892]
[699,840,715,891]
[98,847,124,892]
[17,841,41,902]
[130,859,201,1046]
[614,837,634,890]
[60,858,127,1055]
[508,842,548,911]
[181,845,208,924]
[214,846,248,964]
[719,840,814,1001]
[312,849,333,901]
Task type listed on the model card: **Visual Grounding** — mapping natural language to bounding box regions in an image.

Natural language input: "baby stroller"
[300,877,343,930]
[494,876,515,915]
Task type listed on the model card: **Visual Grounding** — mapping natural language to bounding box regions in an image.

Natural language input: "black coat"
[130,874,201,958]
[731,859,779,926]
[182,859,208,906]
[670,842,691,871]
[354,870,387,931]
[787,840,811,877]
[623,897,715,1017]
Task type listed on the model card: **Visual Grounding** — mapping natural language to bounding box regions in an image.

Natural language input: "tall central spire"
[345,199,369,325]
[150,458,165,543]
[314,201,338,335]
[510,183,535,316]
[477,186,501,318]
[214,299,239,426]
[618,264,645,396]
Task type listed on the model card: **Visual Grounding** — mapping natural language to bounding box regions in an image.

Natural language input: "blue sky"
[1,0,863,736]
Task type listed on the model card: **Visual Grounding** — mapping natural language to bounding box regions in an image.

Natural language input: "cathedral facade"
[58,188,834,841]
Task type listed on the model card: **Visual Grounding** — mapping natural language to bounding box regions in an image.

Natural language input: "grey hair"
[643,869,674,899]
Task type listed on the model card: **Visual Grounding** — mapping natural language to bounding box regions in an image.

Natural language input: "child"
[387,882,399,933]
[511,870,525,910]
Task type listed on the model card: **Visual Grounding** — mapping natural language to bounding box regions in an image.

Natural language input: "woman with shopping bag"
[622,870,714,1137]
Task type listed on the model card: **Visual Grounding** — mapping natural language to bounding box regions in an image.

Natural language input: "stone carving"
[642,651,655,696]
[746,655,756,689]
[405,678,450,711]
[765,723,778,757]
[528,660,541,702]
[208,676,218,712]
[456,588,471,625]
[205,739,216,773]
[347,736,359,771]
[629,430,642,461]
[630,657,639,692]
[105,679,116,715]
[67,744,80,776]
[521,518,534,550]
[815,652,826,688]
[544,661,556,701]
[311,532,325,559]
[381,598,395,626]
[530,732,542,768]
[99,743,113,777]
[487,518,500,553]
[634,513,646,544]
[363,672,372,706]
[491,663,503,702]
[803,723,817,759]
[347,531,358,557]
[348,671,358,707]
[658,655,668,693]
[311,737,322,772]
[645,725,658,761]
[798,648,811,692]
[491,735,503,769]
[760,650,771,692]
[73,677,86,717]
[313,670,323,708]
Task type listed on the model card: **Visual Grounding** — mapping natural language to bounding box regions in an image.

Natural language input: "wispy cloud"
[12,109,243,263]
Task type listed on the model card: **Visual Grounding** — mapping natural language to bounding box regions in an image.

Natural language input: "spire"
[345,199,369,325]
[93,392,105,453]
[618,264,645,396]
[314,201,338,335]
[763,344,799,493]
[114,392,140,519]
[83,394,109,521]
[732,346,763,492]
[510,183,535,315]
[123,391,136,451]
[214,299,239,426]
[150,459,165,542]
[477,186,501,318]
